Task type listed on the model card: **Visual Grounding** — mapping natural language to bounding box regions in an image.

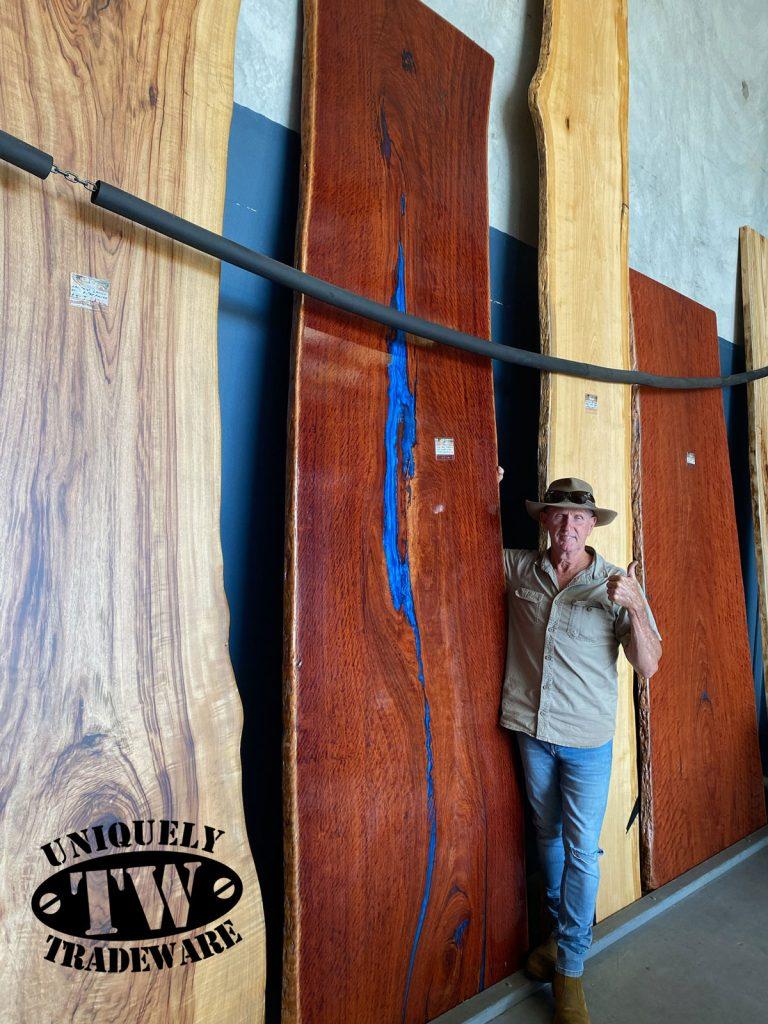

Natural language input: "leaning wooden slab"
[0,2,264,1021]
[529,0,639,919]
[741,225,768,712]
[630,269,766,888]
[284,0,528,1020]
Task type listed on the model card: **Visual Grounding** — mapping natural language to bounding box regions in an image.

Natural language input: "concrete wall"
[234,0,768,341]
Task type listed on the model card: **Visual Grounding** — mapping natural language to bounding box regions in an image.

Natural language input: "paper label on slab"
[434,437,455,459]
[70,274,110,310]
[584,393,598,411]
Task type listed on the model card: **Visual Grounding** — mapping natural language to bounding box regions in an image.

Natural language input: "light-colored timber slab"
[284,0,528,1021]
[529,0,640,919]
[0,2,265,1021]
[741,225,768,711]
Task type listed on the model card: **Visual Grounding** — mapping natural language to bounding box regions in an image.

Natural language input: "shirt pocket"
[566,600,614,644]
[513,587,543,622]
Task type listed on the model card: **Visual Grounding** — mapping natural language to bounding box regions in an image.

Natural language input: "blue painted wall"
[217,104,767,1019]
[490,227,541,552]
[719,340,768,765]
[218,105,299,1020]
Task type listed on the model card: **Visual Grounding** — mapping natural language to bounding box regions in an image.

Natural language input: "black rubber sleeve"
[0,130,53,179]
[0,124,757,390]
[90,180,768,391]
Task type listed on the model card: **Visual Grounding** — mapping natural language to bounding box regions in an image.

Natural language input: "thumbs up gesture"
[607,561,644,612]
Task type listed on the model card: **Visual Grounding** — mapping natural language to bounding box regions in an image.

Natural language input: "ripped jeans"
[516,732,613,977]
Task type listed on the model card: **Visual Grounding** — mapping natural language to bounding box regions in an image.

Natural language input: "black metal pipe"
[0,129,53,179]
[91,181,768,391]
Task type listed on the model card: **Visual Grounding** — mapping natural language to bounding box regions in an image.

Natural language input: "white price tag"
[434,437,455,459]
[70,274,110,310]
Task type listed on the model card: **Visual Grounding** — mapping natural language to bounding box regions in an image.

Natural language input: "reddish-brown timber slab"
[283,1,527,1021]
[630,269,766,890]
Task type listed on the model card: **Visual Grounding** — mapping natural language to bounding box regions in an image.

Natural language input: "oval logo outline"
[31,850,243,941]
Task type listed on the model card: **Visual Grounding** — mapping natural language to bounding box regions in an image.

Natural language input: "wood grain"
[630,269,766,890]
[283,1,528,1021]
[0,2,265,1021]
[529,0,640,919]
[741,225,768,714]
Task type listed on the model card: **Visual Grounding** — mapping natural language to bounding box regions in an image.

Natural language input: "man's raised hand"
[607,561,644,612]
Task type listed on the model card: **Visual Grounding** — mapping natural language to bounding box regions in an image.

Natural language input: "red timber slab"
[630,269,766,890]
[283,1,527,1021]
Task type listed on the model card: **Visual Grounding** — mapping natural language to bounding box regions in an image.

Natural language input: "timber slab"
[630,268,766,891]
[529,0,639,919]
[283,1,527,1021]
[0,1,265,1021]
[741,226,768,714]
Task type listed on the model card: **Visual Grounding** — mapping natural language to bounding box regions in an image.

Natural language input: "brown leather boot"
[524,932,558,981]
[552,971,590,1023]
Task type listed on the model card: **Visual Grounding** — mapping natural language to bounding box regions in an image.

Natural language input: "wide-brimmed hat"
[525,477,617,526]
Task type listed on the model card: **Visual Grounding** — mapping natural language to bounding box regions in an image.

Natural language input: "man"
[499,476,662,1024]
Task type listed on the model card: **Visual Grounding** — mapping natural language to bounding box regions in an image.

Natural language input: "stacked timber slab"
[283,1,528,1021]
[0,2,265,1021]
[741,226,768,714]
[529,0,639,919]
[630,269,766,889]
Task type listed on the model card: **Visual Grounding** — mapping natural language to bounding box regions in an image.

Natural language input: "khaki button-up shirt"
[499,546,661,748]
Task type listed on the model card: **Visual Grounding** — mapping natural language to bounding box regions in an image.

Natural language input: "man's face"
[540,507,596,554]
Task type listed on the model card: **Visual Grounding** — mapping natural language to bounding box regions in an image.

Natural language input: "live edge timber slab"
[630,270,765,889]
[529,0,639,919]
[741,226,768,711]
[0,2,264,1022]
[283,1,527,1021]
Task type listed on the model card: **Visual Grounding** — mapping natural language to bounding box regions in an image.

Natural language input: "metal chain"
[51,164,96,193]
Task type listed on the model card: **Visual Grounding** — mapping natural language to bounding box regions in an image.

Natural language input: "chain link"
[51,164,97,193]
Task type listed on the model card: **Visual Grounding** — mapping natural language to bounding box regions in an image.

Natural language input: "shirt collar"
[538,548,556,585]
[539,545,602,583]
[585,546,603,579]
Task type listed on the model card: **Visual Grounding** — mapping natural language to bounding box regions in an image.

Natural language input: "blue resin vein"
[381,221,438,1021]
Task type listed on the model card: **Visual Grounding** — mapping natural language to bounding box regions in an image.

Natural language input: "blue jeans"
[516,732,613,977]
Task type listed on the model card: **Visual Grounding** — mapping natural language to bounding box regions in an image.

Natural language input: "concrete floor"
[490,845,768,1024]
